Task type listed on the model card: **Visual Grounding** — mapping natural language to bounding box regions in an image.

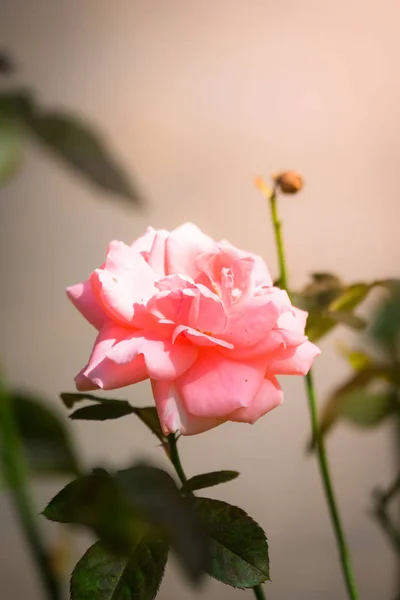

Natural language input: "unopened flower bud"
[272,171,304,194]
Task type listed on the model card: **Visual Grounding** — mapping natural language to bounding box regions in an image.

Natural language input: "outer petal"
[106,330,198,380]
[166,223,216,278]
[267,340,321,375]
[151,380,225,435]
[76,325,148,390]
[276,306,308,335]
[90,241,157,324]
[131,227,169,277]
[175,350,267,417]
[66,280,106,330]
[229,375,283,423]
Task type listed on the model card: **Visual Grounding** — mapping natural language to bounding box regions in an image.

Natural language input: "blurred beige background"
[1,1,399,598]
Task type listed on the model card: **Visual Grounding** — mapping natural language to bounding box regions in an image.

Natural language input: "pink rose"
[67,223,320,435]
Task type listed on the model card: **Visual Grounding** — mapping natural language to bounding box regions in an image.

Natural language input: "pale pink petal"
[66,280,106,330]
[76,325,148,390]
[222,289,291,347]
[277,307,308,335]
[146,229,169,276]
[251,253,273,287]
[90,241,157,324]
[151,380,225,435]
[173,324,234,349]
[176,350,267,417]
[166,223,216,278]
[149,282,227,334]
[267,340,321,375]
[106,330,198,380]
[130,227,157,253]
[229,376,283,423]
[131,228,169,276]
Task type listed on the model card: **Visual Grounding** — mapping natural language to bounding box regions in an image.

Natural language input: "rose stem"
[268,190,359,600]
[167,434,267,599]
[0,375,61,600]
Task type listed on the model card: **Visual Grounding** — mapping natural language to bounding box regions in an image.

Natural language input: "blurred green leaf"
[27,112,140,203]
[305,311,336,342]
[338,347,372,372]
[70,401,135,421]
[312,367,394,447]
[371,280,400,357]
[70,537,169,600]
[339,390,396,427]
[329,283,370,312]
[0,90,33,119]
[0,120,23,183]
[299,273,344,311]
[192,497,269,588]
[182,471,240,494]
[0,52,15,76]
[7,392,80,477]
[326,310,366,330]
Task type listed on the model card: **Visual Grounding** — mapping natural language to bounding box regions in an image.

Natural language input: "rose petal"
[151,380,225,435]
[222,289,291,347]
[77,325,148,390]
[90,241,157,324]
[106,330,198,380]
[173,324,234,349]
[166,223,215,278]
[66,280,106,330]
[176,350,267,417]
[229,376,283,423]
[266,340,321,375]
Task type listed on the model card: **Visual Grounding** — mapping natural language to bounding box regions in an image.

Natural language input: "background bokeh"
[1,1,399,598]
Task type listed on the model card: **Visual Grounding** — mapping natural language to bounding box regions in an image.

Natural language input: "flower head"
[67,224,319,435]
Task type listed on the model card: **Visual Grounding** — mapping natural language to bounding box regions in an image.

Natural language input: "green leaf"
[70,402,135,421]
[27,112,140,203]
[70,536,169,600]
[43,469,141,553]
[43,464,208,581]
[329,283,370,312]
[9,392,80,477]
[131,407,166,443]
[192,497,269,588]
[326,310,366,330]
[0,90,33,119]
[60,392,103,409]
[182,471,240,493]
[371,280,400,355]
[305,311,336,342]
[61,392,165,441]
[339,390,396,427]
[0,120,23,183]
[338,347,372,372]
[117,465,208,582]
[312,367,392,446]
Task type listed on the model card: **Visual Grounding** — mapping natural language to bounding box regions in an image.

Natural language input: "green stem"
[253,584,267,600]
[0,377,61,600]
[268,193,359,600]
[167,433,188,487]
[166,434,266,599]
[305,371,359,599]
[269,191,288,290]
